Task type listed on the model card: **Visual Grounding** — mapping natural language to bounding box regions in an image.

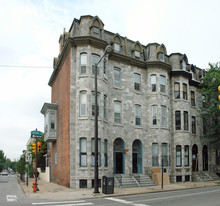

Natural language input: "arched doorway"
[203,145,208,171]
[113,138,124,174]
[132,139,142,174]
[192,144,198,171]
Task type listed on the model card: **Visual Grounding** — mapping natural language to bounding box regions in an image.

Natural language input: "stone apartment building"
[41,15,215,188]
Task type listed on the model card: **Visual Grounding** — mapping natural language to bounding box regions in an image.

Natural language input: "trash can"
[102,176,114,194]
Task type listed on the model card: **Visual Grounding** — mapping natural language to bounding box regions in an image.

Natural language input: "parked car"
[0,170,8,176]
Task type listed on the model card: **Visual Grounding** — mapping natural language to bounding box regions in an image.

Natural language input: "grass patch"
[215,182,220,185]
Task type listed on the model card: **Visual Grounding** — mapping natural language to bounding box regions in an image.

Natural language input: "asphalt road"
[1,175,220,206]
[0,174,32,206]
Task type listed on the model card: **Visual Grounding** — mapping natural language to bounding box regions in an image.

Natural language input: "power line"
[0,64,52,69]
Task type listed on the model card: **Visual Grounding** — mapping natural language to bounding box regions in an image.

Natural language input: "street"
[31,185,220,206]
[0,174,33,206]
[1,174,220,206]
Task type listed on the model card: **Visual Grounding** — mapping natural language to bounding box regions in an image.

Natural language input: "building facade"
[41,15,214,188]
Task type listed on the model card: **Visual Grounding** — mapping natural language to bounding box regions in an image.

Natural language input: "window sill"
[134,90,143,95]
[135,126,143,129]
[79,74,89,78]
[79,117,89,120]
[113,123,123,127]
[113,86,122,90]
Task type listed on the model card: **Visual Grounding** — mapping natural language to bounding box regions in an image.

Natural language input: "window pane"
[160,76,166,93]
[92,92,100,117]
[80,54,87,74]
[152,106,157,126]
[104,95,107,120]
[114,101,121,123]
[184,146,189,166]
[152,143,159,166]
[161,106,167,127]
[151,75,157,92]
[114,43,120,52]
[134,74,140,91]
[114,69,121,87]
[191,91,195,106]
[176,145,182,167]
[183,84,187,100]
[174,83,180,99]
[92,55,99,76]
[135,105,141,126]
[80,138,87,153]
[80,92,87,116]
[184,111,188,130]
[135,51,140,58]
[175,111,181,130]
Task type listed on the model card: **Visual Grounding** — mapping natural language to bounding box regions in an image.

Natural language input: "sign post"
[31,129,42,192]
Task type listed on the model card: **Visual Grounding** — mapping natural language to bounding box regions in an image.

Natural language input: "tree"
[16,155,26,180]
[200,62,220,144]
[0,150,6,172]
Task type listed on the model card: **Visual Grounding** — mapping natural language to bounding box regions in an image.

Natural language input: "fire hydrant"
[32,181,37,193]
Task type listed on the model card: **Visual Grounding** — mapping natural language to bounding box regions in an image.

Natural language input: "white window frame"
[151,75,157,92]
[135,104,142,126]
[134,73,141,91]
[80,53,87,75]
[92,55,100,76]
[114,68,122,88]
[114,101,121,124]
[80,137,87,167]
[79,91,87,117]
[91,92,100,117]
[161,106,167,128]
[151,105,158,126]
[160,75,166,93]
[114,43,120,52]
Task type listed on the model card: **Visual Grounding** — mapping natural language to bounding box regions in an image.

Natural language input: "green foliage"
[0,151,6,172]
[16,155,26,175]
[200,63,220,144]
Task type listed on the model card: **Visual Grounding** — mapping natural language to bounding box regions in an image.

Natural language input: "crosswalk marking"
[105,197,149,206]
[32,200,93,206]
[6,195,17,202]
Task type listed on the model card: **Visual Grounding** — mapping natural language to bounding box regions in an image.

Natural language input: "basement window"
[79,180,87,188]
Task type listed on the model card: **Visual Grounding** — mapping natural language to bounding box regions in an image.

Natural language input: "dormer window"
[114,43,120,52]
[93,27,99,38]
[182,60,186,71]
[135,51,140,59]
[159,53,164,61]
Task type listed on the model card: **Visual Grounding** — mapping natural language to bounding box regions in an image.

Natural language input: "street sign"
[31,131,42,138]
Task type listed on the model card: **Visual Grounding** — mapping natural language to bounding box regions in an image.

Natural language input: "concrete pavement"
[18,177,220,201]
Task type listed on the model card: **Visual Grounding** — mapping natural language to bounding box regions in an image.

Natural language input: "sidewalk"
[19,178,220,201]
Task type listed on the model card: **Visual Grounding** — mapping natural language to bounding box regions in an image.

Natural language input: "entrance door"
[203,145,208,171]
[192,144,198,172]
[132,139,142,174]
[113,138,124,174]
[115,152,123,174]
[132,153,138,173]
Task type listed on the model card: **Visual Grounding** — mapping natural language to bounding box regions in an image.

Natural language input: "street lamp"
[94,45,112,194]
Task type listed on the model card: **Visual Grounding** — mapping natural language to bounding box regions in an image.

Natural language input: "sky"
[0,0,220,161]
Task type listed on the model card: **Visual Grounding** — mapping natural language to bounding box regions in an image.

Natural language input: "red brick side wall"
[50,51,71,187]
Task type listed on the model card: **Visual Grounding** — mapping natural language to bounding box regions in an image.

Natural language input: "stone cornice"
[170,70,201,88]
[49,36,172,86]
[41,103,58,114]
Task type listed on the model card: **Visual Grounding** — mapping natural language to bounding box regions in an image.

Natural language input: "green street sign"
[31,130,42,138]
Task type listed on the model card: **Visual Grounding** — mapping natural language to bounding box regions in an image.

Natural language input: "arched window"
[80,53,87,75]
